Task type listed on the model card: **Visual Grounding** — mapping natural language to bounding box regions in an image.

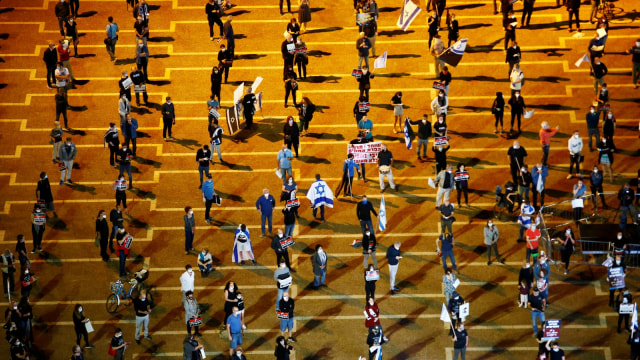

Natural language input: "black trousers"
[297,62,307,79]
[510,112,522,131]
[510,163,519,184]
[125,136,137,155]
[205,198,214,220]
[109,145,118,166]
[211,85,221,101]
[137,58,148,81]
[243,111,253,128]
[285,88,297,106]
[99,234,109,260]
[285,140,299,157]
[69,0,80,17]
[208,16,223,37]
[276,249,291,268]
[279,0,291,12]
[56,108,68,128]
[344,176,354,196]
[590,185,607,207]
[31,224,44,250]
[2,271,14,294]
[504,30,516,50]
[222,66,230,83]
[569,153,580,174]
[46,65,56,86]
[116,190,127,209]
[365,281,376,300]
[457,186,468,206]
[135,91,148,105]
[162,119,173,138]
[522,3,534,26]
[568,9,581,29]
[494,111,504,128]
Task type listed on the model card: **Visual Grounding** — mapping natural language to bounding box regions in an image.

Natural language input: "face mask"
[78,307,82,312]
[139,44,143,48]
[35,209,41,212]
[215,70,219,74]
[608,114,613,119]
[288,180,293,185]
[141,297,146,301]
[187,269,193,274]
[521,168,526,172]
[66,143,71,146]
[439,148,443,152]
[237,353,242,357]
[541,259,546,264]
[16,342,20,346]
[616,260,621,265]
[422,120,427,124]
[264,193,269,198]
[553,348,559,352]
[531,225,536,230]
[439,119,444,123]
[362,199,367,204]
[454,296,459,299]
[590,109,595,113]
[13,306,17,310]
[297,40,301,45]
[459,326,464,330]
[636,42,640,47]
[515,94,520,98]
[488,222,493,227]
[363,70,368,74]
[283,296,289,301]
[566,230,571,234]
[594,169,598,173]
[288,120,293,125]
[280,341,285,346]
[221,48,226,52]
[123,147,127,151]
[439,94,443,97]
[278,233,283,238]
[116,334,122,338]
[618,235,623,240]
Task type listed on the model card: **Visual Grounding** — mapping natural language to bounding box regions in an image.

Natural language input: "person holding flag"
[403,117,414,151]
[306,174,334,222]
[451,322,468,360]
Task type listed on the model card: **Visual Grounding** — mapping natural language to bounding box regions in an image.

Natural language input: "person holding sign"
[607,255,626,309]
[364,264,378,299]
[271,229,292,269]
[448,292,465,333]
[451,322,468,360]
[278,292,296,342]
[442,268,457,306]
[274,260,292,311]
[357,66,374,102]
[572,179,587,221]
[616,287,633,333]
[183,290,202,336]
[72,304,94,349]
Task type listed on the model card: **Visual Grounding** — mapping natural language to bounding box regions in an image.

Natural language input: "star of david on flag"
[396,0,421,32]
[378,195,387,231]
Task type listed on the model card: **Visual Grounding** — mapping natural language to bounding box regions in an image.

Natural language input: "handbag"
[579,154,585,163]
[212,193,222,206]
[85,319,94,333]
[108,344,116,356]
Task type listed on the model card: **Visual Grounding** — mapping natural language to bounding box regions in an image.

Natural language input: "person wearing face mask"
[55,61,71,101]
[210,66,223,101]
[278,292,296,342]
[409,115,432,161]
[241,88,257,130]
[538,122,559,167]
[516,166,532,203]
[283,116,300,158]
[105,16,119,62]
[602,110,616,142]
[597,136,615,182]
[223,282,239,326]
[182,333,205,360]
[281,175,299,205]
[109,205,124,252]
[124,114,138,157]
[308,173,333,221]
[15,235,29,274]
[628,38,640,88]
[205,0,223,41]
[110,328,127,359]
[135,39,149,82]
[366,325,385,360]
[64,17,79,57]
[559,227,575,275]
[435,164,454,207]
[364,296,382,333]
[430,35,445,77]
[545,340,565,360]
[20,266,36,298]
[448,291,465,333]
[96,210,110,261]
[585,105,600,151]
[115,228,131,277]
[30,203,46,254]
[222,16,235,56]
[58,136,77,185]
[36,171,56,218]
[55,0,71,36]
[117,142,133,188]
[182,290,202,337]
[284,73,299,108]
[519,261,534,289]
[517,201,536,243]
[282,204,297,239]
[277,145,294,185]
[183,206,196,255]
[197,248,214,275]
[312,245,327,288]
[364,263,378,299]
[134,15,148,47]
[591,57,608,95]
[55,88,70,130]
[589,165,607,209]
[196,145,212,190]
[72,304,93,348]
[437,231,457,274]
[43,40,58,89]
[275,335,294,360]
[607,254,626,308]
[596,82,609,111]
[377,144,396,193]
[281,34,295,74]
[427,10,439,49]
[218,44,233,83]
[451,321,468,360]
[233,224,256,265]
[484,220,503,265]
[507,140,528,184]
[572,179,587,221]
[454,163,470,208]
[271,229,292,270]
[133,289,152,344]
[531,163,548,210]
[58,39,76,83]
[293,36,308,79]
[356,195,378,235]
[296,97,315,136]
[10,337,27,360]
[130,66,147,107]
[356,32,371,70]
[180,265,195,302]
[508,90,525,133]
[503,11,517,51]
[616,287,633,333]
[71,344,85,360]
[431,89,448,121]
[619,183,638,226]
[505,41,521,77]
[567,130,583,180]
[274,260,292,312]
[104,122,120,167]
[118,72,132,105]
[525,222,541,264]
[257,189,276,237]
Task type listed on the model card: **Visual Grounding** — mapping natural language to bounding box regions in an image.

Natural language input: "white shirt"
[180,271,194,292]
[55,67,69,88]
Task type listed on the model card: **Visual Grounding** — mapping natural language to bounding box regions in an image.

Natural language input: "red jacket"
[538,128,558,145]
[116,240,130,258]
[364,303,380,328]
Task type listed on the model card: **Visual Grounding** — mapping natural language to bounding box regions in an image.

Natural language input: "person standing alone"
[161,97,176,140]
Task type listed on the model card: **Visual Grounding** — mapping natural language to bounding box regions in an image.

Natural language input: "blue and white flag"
[440,38,468,68]
[378,195,387,232]
[306,179,334,208]
[575,53,590,68]
[403,117,414,149]
[256,91,263,111]
[374,50,388,69]
[632,303,638,331]
[396,0,421,32]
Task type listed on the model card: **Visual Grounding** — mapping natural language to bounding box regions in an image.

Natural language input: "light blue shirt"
[278,149,293,169]
[107,23,119,39]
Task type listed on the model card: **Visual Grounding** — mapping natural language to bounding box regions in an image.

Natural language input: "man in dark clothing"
[342,153,361,197]
[161,97,176,140]
[357,195,378,235]
[55,0,71,36]
[410,116,432,161]
[205,0,223,40]
[196,145,212,189]
[451,322,468,360]
[362,230,377,269]
[242,89,257,129]
[439,66,452,95]
[592,57,608,95]
[618,183,638,225]
[133,292,152,344]
[104,123,120,167]
[109,205,124,252]
[130,66,148,106]
[366,326,386,360]
[281,35,295,73]
[503,11,517,50]
[519,262,533,288]
[271,229,291,269]
[439,200,455,235]
[36,172,56,217]
[507,140,528,184]
[567,0,581,32]
[508,91,526,133]
[629,328,640,359]
[279,0,291,15]
[55,92,69,128]
[522,0,535,27]
[357,66,374,101]
[506,41,521,75]
[629,38,640,88]
[529,287,546,335]
[211,66,223,100]
[448,291,464,332]
[43,41,58,88]
[586,105,600,151]
[222,16,235,56]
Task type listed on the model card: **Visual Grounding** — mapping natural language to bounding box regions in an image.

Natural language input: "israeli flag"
[256,91,263,111]
[378,195,387,232]
[632,303,638,331]
[396,0,421,32]
[404,117,413,149]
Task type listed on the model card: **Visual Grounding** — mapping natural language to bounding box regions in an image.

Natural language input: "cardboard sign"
[347,141,383,164]
[294,47,307,54]
[286,43,295,53]
[543,319,561,340]
[453,278,460,289]
[620,304,634,314]
[188,316,203,327]
[276,311,289,319]
[278,275,292,289]
[365,270,380,281]
[123,235,133,249]
[356,13,373,26]
[358,102,371,112]
[280,236,295,249]
[434,136,450,146]
[608,267,625,290]
[33,214,46,225]
[286,199,300,209]
[459,302,469,318]
[432,81,446,90]
[134,84,146,93]
[114,179,127,191]
[352,69,363,79]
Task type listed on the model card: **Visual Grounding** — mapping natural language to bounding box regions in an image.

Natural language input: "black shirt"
[362,233,376,253]
[205,2,220,18]
[507,146,528,165]
[110,209,124,227]
[130,70,145,85]
[529,293,545,311]
[453,329,467,349]
[118,148,133,164]
[519,171,532,187]
[278,298,294,317]
[161,102,175,121]
[36,178,53,202]
[357,201,378,221]
[378,150,392,166]
[440,203,454,217]
[43,47,58,66]
[133,297,150,317]
[409,120,432,139]
[196,148,211,167]
[619,187,635,206]
[439,71,452,86]
[242,94,256,114]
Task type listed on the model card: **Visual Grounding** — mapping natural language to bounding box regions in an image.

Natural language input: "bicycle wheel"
[106,294,120,313]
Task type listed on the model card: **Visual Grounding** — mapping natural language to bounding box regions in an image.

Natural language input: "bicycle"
[493,183,519,222]
[106,269,155,313]
[594,0,616,21]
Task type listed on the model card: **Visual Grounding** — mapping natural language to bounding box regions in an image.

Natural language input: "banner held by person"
[403,117,414,150]
[378,195,387,232]
[347,142,383,164]
[374,50,388,69]
[439,38,468,68]
[396,0,421,32]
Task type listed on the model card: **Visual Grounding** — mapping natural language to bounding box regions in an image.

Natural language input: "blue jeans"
[198,263,213,272]
[276,286,289,311]
[119,251,127,276]
[280,167,292,184]
[442,250,457,271]
[198,165,210,186]
[360,219,373,235]
[541,144,550,166]
[358,55,369,69]
[314,268,326,286]
[261,213,273,235]
[279,317,294,332]
[284,224,295,238]
[119,163,132,185]
[185,230,194,251]
[530,310,545,334]
[313,205,325,220]
[417,138,429,157]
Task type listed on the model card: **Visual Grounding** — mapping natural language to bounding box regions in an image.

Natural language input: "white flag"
[632,303,638,331]
[574,53,590,68]
[440,303,451,323]
[251,76,263,93]
[378,195,387,232]
[233,82,245,105]
[374,51,387,69]
[524,109,535,119]
[255,92,263,112]
[396,0,421,32]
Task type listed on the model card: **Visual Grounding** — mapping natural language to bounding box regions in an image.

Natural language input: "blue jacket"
[440,234,454,252]
[586,112,599,129]
[386,246,400,266]
[202,179,214,200]
[256,195,276,215]
[126,118,138,139]
[531,166,548,187]
[343,159,360,177]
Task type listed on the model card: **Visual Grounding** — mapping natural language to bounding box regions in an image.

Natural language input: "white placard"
[347,141,383,164]
[233,82,245,105]
[453,279,460,289]
[620,304,634,314]
[85,320,94,333]
[200,348,206,359]
[251,76,263,93]
[459,302,469,318]
[524,109,535,119]
[571,198,584,208]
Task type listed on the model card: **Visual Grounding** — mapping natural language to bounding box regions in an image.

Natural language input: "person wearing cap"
[528,287,546,335]
[43,41,58,89]
[539,122,559,167]
[628,38,640,89]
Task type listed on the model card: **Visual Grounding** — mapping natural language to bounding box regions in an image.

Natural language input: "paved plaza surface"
[0,0,639,358]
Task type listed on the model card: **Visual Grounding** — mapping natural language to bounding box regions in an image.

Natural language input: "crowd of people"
[3,0,640,359]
